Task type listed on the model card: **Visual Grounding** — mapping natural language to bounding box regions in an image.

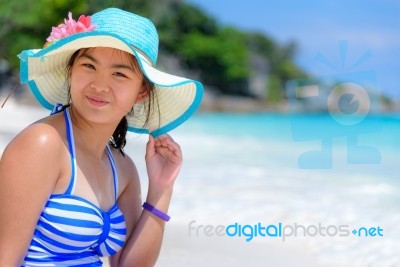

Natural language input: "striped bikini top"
[23,108,127,266]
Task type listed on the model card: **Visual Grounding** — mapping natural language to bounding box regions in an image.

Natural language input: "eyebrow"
[80,54,134,71]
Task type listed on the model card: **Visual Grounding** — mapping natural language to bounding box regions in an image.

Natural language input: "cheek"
[70,71,92,85]
[69,70,91,95]
[115,86,140,107]
[116,78,143,103]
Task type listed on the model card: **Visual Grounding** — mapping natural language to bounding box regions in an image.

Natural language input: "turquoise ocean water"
[127,112,399,266]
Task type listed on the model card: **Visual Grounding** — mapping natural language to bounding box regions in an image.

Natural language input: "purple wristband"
[142,202,171,222]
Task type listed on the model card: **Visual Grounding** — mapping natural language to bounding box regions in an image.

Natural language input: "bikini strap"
[63,108,78,195]
[50,103,65,115]
[106,146,119,202]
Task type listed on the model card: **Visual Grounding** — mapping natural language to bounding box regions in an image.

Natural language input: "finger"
[155,146,182,162]
[154,134,167,146]
[156,136,171,148]
[156,134,174,142]
[149,134,155,146]
[154,138,162,147]
[167,139,180,152]
[155,135,178,148]
[164,134,174,142]
[164,139,182,158]
[145,134,155,159]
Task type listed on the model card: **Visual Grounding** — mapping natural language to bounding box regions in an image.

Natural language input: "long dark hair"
[66,48,158,155]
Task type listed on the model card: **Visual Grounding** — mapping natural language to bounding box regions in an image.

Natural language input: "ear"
[135,84,148,104]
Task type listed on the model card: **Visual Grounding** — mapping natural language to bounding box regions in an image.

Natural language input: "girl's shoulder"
[12,113,66,149]
[2,113,67,165]
[0,113,68,194]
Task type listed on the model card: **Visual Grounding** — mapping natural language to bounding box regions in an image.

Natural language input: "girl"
[0,7,203,266]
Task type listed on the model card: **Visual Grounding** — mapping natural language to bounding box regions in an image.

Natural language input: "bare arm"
[0,123,64,265]
[110,134,182,267]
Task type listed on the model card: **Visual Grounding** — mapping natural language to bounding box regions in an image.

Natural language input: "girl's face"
[69,47,146,127]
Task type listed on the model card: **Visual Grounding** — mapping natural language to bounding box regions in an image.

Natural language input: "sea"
[1,105,399,266]
[126,111,400,267]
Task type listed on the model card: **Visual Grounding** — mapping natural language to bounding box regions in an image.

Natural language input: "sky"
[185,0,400,99]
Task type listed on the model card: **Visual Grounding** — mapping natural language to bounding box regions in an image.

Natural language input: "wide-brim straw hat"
[19,8,203,137]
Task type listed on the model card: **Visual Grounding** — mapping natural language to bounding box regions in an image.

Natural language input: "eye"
[83,63,95,70]
[114,72,128,78]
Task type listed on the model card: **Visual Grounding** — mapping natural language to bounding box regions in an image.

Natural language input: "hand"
[145,134,182,191]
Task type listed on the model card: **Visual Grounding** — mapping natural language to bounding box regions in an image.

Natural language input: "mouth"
[86,95,109,107]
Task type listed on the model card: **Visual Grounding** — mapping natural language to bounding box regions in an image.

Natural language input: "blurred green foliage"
[178,28,250,95]
[0,0,306,101]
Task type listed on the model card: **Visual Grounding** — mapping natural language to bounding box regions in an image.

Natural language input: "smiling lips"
[86,95,109,107]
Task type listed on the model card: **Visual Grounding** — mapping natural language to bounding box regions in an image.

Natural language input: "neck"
[68,106,119,158]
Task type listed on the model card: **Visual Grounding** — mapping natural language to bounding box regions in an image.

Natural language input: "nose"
[90,74,110,92]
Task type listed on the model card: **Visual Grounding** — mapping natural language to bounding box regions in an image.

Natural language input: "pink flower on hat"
[44,12,96,47]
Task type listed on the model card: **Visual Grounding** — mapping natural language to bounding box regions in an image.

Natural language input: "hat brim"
[19,33,203,137]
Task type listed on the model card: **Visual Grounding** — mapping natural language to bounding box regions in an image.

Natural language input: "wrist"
[145,186,173,214]
[147,185,173,203]
[142,202,171,222]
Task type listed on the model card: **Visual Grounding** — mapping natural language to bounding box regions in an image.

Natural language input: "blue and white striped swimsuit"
[23,108,127,266]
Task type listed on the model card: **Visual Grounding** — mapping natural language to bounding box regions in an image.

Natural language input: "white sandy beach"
[2,98,398,267]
